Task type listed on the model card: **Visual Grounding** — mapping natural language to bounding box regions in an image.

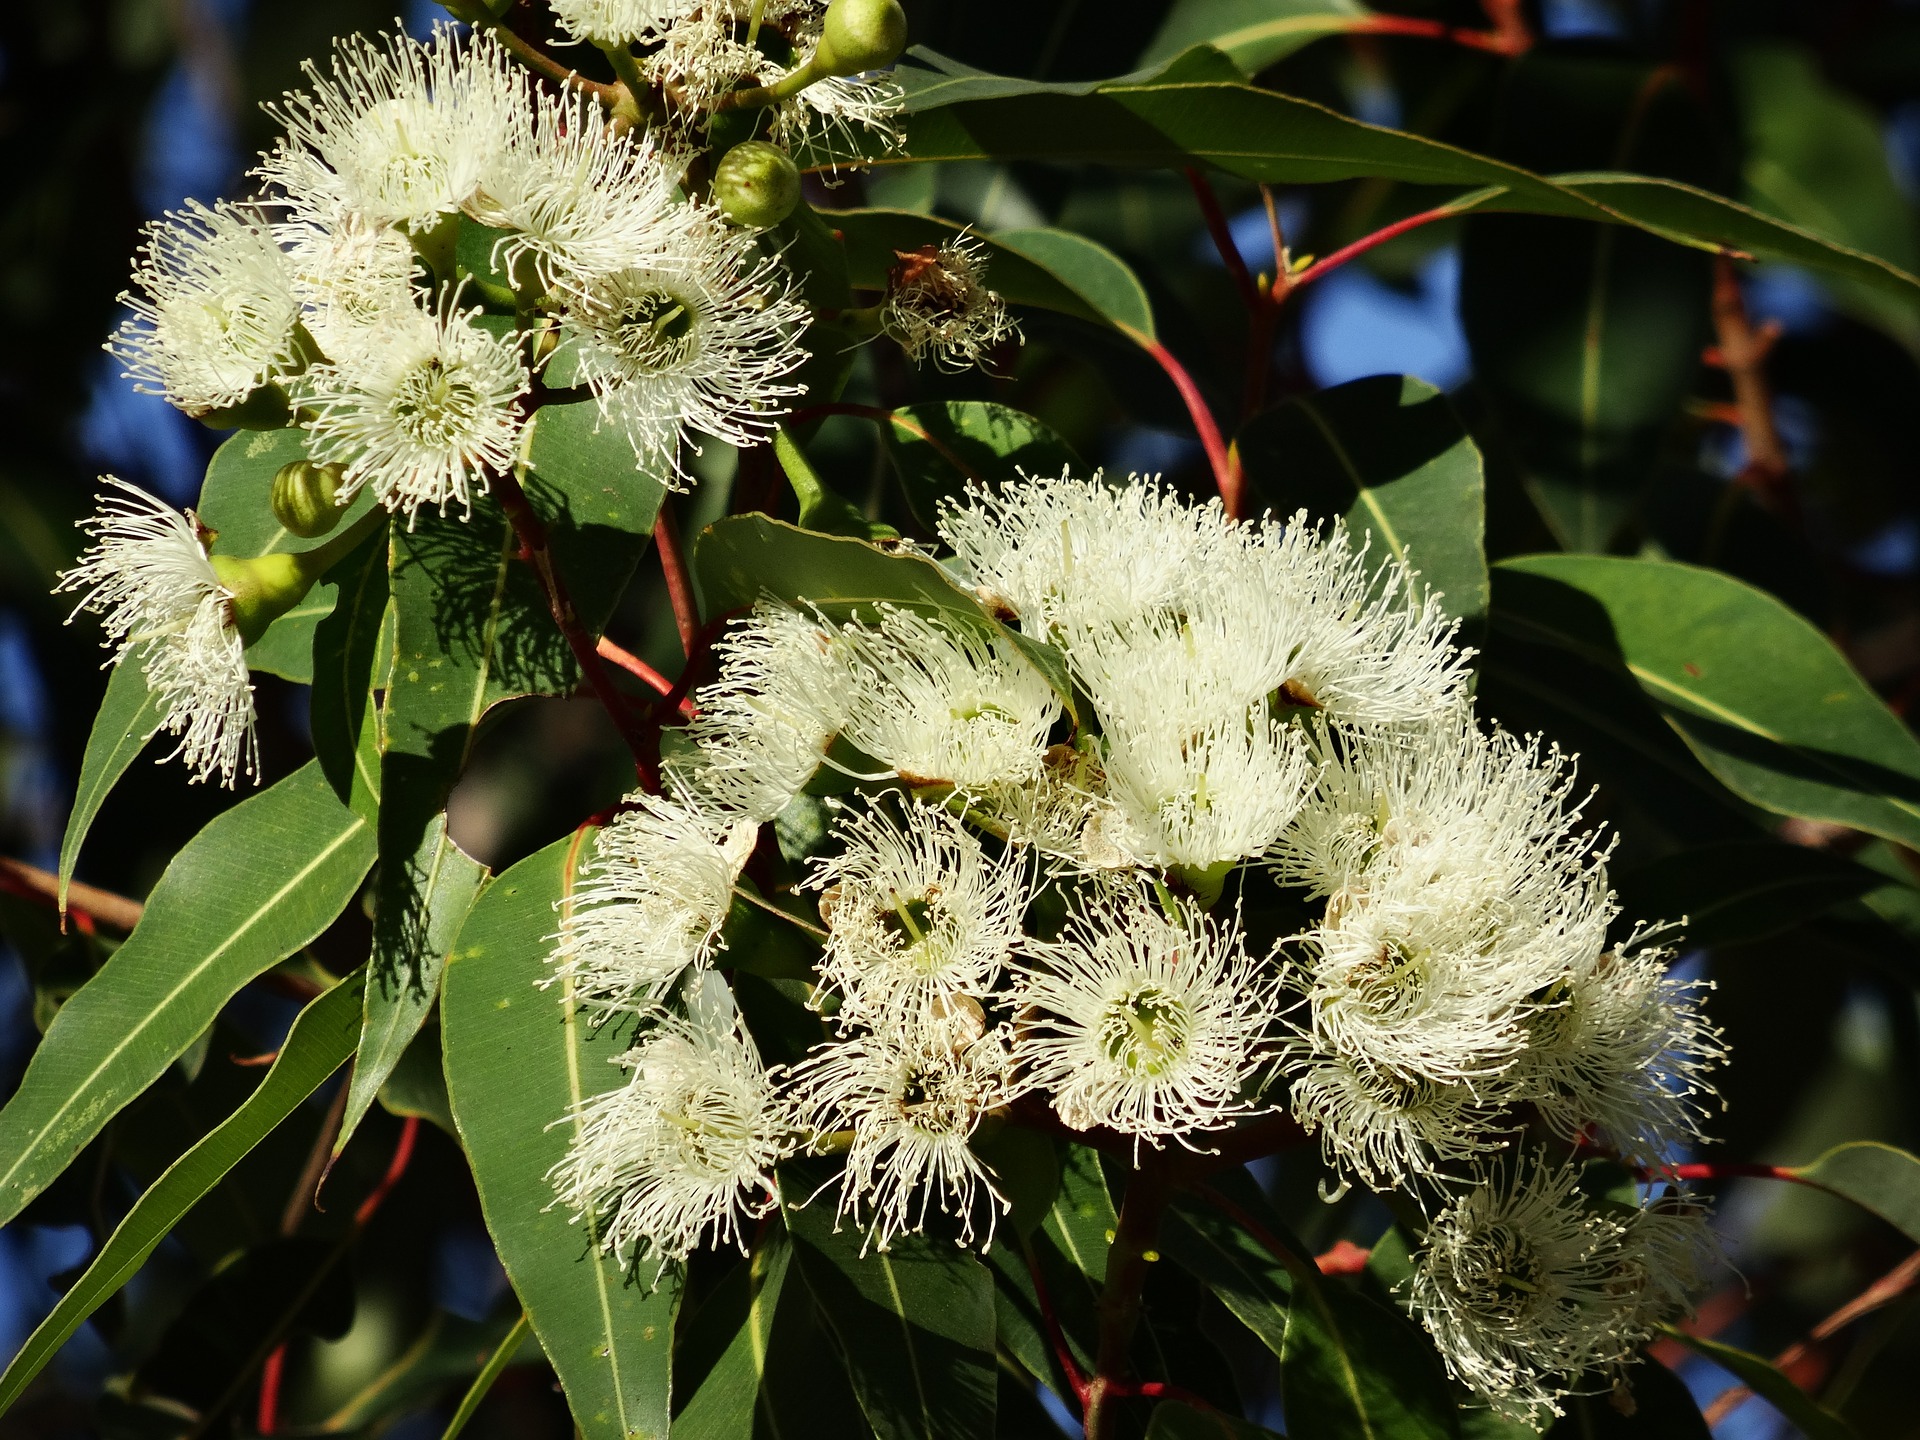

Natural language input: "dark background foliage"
[3,1,1920,1436]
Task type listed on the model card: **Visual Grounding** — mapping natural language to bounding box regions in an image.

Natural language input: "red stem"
[1185,167,1262,315]
[596,634,691,713]
[1351,14,1529,56]
[354,1116,420,1227]
[256,1346,286,1435]
[492,465,660,791]
[1024,1240,1089,1406]
[1659,1161,1805,1185]
[1123,328,1241,519]
[653,501,701,659]
[1289,204,1465,293]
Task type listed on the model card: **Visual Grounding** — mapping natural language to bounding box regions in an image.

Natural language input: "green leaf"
[197,425,379,684]
[672,1234,792,1438]
[378,1021,458,1136]
[994,228,1157,338]
[1612,843,1881,948]
[0,975,363,1416]
[1144,1399,1286,1439]
[1730,42,1920,347]
[1785,1141,1920,1246]
[1235,375,1488,624]
[865,76,1920,308]
[442,832,677,1440]
[889,43,1243,111]
[523,398,670,601]
[1460,55,1713,551]
[309,529,390,822]
[784,1184,999,1440]
[1525,1359,1711,1438]
[1140,1,1373,71]
[882,401,1081,532]
[1661,1330,1858,1440]
[984,1141,1114,1395]
[337,815,487,1158]
[58,657,164,911]
[1491,555,1920,850]
[0,761,374,1227]
[692,513,1077,722]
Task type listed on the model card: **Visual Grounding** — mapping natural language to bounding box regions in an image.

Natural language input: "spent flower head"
[881,239,1021,372]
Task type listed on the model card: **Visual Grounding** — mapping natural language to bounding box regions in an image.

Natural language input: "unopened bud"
[271,459,347,538]
[712,141,801,229]
[814,0,907,77]
[210,551,315,645]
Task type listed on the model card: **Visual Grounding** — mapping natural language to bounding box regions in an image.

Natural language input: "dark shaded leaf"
[1613,843,1881,947]
[882,401,1081,533]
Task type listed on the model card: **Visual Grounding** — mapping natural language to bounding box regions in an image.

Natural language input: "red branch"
[1122,328,1241,518]
[1290,204,1465,293]
[1348,11,1530,55]
[653,501,701,658]
[354,1117,420,1227]
[1,855,143,932]
[1185,168,1261,315]
[1025,1240,1089,1405]
[596,635,690,713]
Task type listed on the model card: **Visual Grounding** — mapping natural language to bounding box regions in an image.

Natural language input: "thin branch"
[1349,12,1530,56]
[1084,1153,1174,1440]
[0,856,143,932]
[1289,203,1467,293]
[596,634,691,713]
[1185,167,1262,314]
[653,499,701,658]
[1024,1238,1089,1406]
[1120,326,1241,518]
[492,464,661,791]
[730,884,828,940]
[1708,254,1800,525]
[1705,1248,1920,1428]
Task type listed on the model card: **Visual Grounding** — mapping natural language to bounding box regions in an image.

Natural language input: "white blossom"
[554,793,759,1013]
[468,84,689,297]
[56,480,256,787]
[670,602,851,821]
[550,987,790,1270]
[836,606,1062,792]
[881,238,1020,373]
[1409,1156,1709,1426]
[808,799,1029,1025]
[276,211,420,355]
[790,1019,1013,1251]
[1285,1050,1511,1187]
[260,25,528,231]
[938,471,1226,636]
[554,221,809,485]
[548,0,691,46]
[107,200,301,416]
[297,290,528,520]
[1010,895,1282,1149]
[1515,930,1726,1165]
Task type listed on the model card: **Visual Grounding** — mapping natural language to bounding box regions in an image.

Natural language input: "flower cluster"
[65,10,1013,788]
[549,471,1724,1422]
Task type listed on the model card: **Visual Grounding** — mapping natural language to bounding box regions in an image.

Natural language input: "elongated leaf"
[1786,1141,1920,1245]
[693,513,1076,720]
[1535,1360,1711,1438]
[863,74,1920,307]
[1662,1330,1857,1440]
[985,1141,1115,1396]
[58,657,163,910]
[784,1186,998,1440]
[1141,1,1374,71]
[0,761,373,1226]
[197,425,378,684]
[309,530,390,822]
[1613,843,1880,947]
[442,833,677,1440]
[1491,556,1920,850]
[995,228,1157,338]
[337,816,486,1158]
[1461,55,1713,550]
[1235,374,1488,624]
[0,975,363,1414]
[672,1234,792,1438]
[882,401,1081,532]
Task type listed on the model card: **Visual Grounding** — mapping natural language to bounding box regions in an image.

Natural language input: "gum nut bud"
[271,459,347,538]
[815,0,907,76]
[210,551,312,644]
[712,142,801,229]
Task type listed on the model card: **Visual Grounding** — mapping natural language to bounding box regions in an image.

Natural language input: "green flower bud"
[814,0,907,77]
[271,459,347,539]
[210,551,316,645]
[712,142,802,229]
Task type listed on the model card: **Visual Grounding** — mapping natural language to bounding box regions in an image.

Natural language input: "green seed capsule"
[814,0,907,77]
[712,141,802,229]
[271,459,347,539]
